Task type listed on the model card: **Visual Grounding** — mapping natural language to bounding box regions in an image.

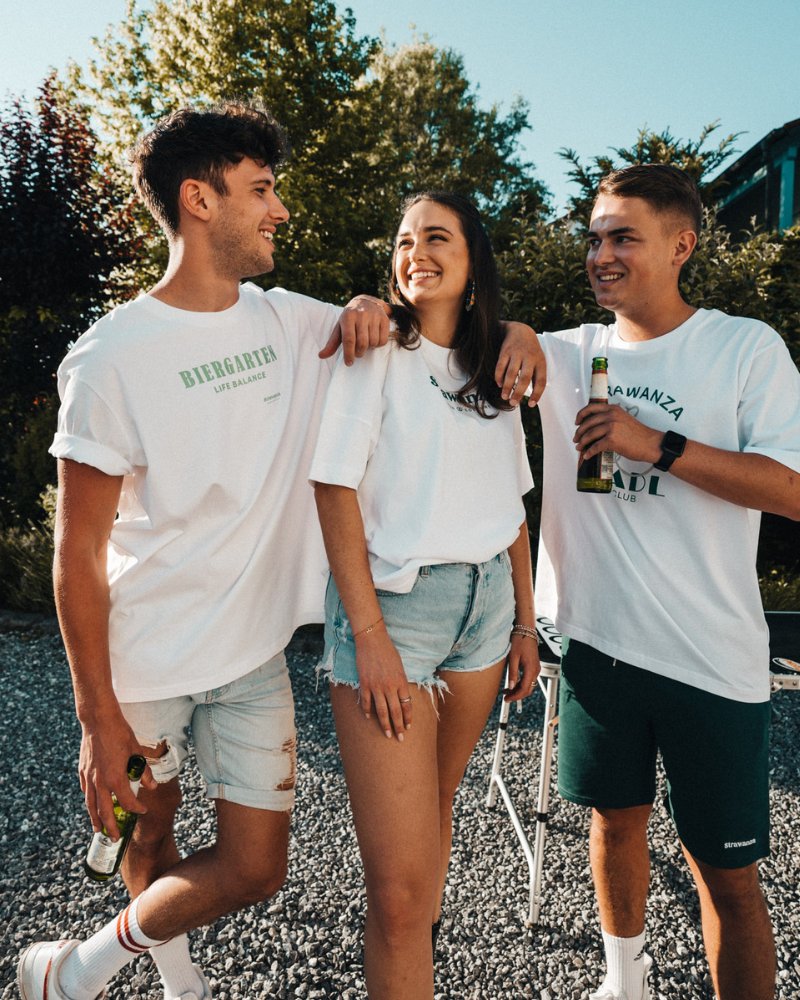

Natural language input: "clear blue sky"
[2,0,798,212]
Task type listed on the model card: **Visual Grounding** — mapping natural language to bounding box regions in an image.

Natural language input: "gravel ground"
[1,617,799,999]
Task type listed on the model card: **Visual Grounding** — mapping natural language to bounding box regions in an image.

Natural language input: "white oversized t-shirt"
[50,283,342,701]
[535,309,800,703]
[310,336,533,592]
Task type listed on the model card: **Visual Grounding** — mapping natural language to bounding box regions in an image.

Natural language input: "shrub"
[0,485,56,612]
[759,566,800,612]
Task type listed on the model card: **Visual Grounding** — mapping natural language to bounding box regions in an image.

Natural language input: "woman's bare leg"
[331,683,441,1000]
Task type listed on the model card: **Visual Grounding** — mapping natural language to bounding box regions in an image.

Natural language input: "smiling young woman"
[310,191,541,1000]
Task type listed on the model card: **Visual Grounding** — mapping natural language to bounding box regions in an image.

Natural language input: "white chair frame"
[486,615,563,927]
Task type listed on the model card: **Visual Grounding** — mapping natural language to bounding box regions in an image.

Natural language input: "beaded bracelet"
[511,624,539,640]
[353,616,384,639]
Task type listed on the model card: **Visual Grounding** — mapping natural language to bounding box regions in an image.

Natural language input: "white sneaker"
[589,953,652,1000]
[166,965,213,1000]
[17,940,106,1000]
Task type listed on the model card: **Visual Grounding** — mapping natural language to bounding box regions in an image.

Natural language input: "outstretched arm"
[54,459,156,837]
[318,301,547,409]
[314,482,412,740]
[574,402,800,519]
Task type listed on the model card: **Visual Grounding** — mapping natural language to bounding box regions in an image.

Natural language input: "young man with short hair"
[16,102,542,1000]
[536,164,800,1000]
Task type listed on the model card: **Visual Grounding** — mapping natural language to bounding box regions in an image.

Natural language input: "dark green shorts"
[558,638,771,869]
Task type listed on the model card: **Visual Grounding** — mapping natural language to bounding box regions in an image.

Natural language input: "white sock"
[59,897,165,999]
[151,934,205,998]
[600,927,647,999]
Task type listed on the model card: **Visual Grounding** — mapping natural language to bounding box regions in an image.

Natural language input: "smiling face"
[209,158,289,280]
[393,199,472,317]
[586,193,696,331]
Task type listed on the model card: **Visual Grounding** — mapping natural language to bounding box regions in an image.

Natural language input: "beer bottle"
[576,356,613,493]
[84,754,147,882]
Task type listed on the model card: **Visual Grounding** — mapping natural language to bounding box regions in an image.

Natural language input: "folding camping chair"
[487,610,800,927]
[486,615,563,927]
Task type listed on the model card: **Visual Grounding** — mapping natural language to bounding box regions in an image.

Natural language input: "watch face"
[655,432,687,471]
[663,431,687,457]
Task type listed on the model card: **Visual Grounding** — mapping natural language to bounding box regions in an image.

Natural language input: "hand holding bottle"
[575,399,664,466]
[78,715,154,837]
[84,754,147,881]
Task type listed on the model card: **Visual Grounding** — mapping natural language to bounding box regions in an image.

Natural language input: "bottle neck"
[589,371,608,402]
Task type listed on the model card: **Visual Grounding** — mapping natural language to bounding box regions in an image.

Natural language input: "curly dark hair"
[388,191,512,418]
[130,101,289,238]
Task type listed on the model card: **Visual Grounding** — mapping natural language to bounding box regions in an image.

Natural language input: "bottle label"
[86,832,122,874]
[600,450,614,480]
[589,371,609,401]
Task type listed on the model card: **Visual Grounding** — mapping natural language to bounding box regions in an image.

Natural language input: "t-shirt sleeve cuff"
[49,434,134,476]
[308,461,363,490]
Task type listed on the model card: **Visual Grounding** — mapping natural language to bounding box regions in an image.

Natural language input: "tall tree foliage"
[72,0,380,299]
[0,74,140,521]
[69,2,546,300]
[559,121,740,222]
[362,42,546,211]
[352,40,549,290]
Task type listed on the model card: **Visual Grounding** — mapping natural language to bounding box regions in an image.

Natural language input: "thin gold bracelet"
[353,616,384,640]
[511,624,538,640]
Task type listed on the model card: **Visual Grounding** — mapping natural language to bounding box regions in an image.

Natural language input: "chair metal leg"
[486,666,512,808]
[530,667,559,925]
[486,660,560,926]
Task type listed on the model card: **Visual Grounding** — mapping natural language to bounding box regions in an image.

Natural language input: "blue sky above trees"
[2,0,799,211]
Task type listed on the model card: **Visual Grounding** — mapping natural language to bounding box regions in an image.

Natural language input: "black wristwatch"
[654,431,687,472]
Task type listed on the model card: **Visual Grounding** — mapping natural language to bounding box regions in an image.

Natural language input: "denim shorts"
[320,551,515,690]
[558,638,770,868]
[119,651,296,812]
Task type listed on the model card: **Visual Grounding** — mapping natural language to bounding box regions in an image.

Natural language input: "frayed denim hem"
[315,654,449,713]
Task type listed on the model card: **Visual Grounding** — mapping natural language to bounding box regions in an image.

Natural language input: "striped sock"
[58,897,166,999]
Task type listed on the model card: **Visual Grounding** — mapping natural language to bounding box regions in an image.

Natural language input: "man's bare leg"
[134,799,290,938]
[589,805,652,998]
[590,805,652,935]
[46,799,289,999]
[683,849,775,1000]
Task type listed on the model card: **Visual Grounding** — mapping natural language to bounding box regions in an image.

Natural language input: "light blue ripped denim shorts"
[119,651,296,812]
[319,551,515,692]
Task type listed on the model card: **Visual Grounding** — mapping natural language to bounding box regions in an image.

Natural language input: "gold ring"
[399,696,413,704]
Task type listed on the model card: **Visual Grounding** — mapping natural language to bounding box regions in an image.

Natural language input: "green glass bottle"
[577,356,614,493]
[84,754,146,882]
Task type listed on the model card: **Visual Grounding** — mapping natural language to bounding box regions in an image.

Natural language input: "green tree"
[70,0,384,300]
[365,41,539,202]
[352,40,549,289]
[0,74,140,522]
[765,224,800,367]
[559,121,740,222]
[70,3,547,300]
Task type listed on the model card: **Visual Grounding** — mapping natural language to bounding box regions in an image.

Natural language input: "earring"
[465,279,475,312]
